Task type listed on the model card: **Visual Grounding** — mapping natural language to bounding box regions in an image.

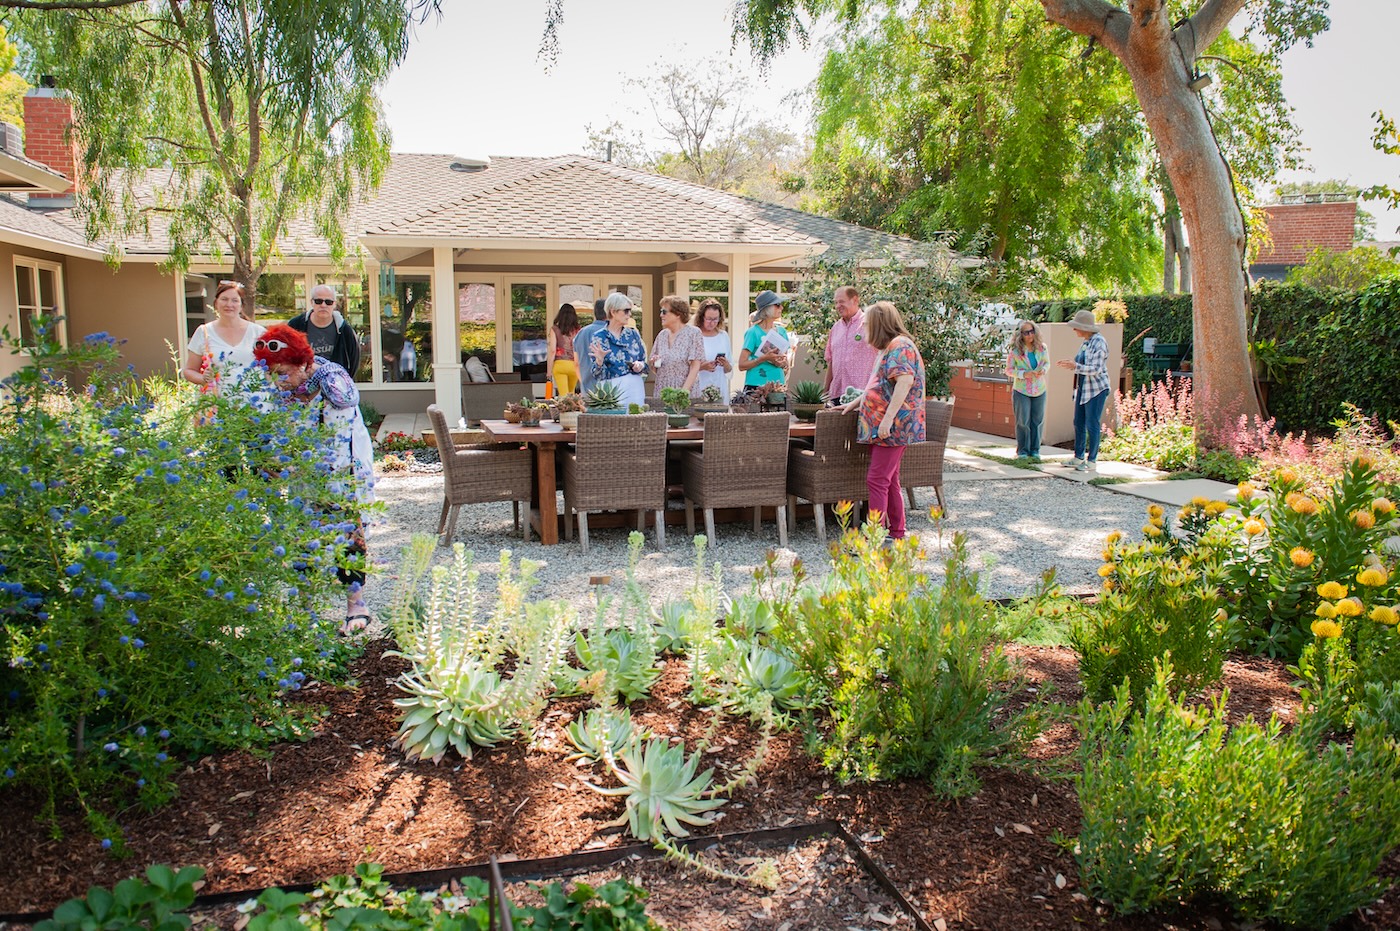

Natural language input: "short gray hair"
[310,283,337,300]
[603,292,633,314]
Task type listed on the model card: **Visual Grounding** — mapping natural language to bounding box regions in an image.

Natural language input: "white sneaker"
[1063,457,1083,469]
[1076,459,1093,472]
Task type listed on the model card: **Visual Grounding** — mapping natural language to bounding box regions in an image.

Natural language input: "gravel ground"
[355,472,1151,631]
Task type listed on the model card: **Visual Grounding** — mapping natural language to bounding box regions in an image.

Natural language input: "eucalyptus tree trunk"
[1041,0,1260,443]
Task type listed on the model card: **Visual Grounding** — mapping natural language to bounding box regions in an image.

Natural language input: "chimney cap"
[38,75,58,89]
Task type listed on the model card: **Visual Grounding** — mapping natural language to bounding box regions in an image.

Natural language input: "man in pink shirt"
[823,285,880,401]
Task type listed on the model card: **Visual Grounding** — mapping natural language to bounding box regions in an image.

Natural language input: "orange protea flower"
[1352,509,1376,530]
[1315,601,1337,619]
[1354,452,1377,470]
[1147,504,1164,519]
[1236,482,1256,500]
[1311,618,1342,639]
[1290,495,1319,516]
[1098,563,1116,578]
[1336,597,1364,618]
[1243,519,1266,536]
[1276,467,1298,485]
[1357,567,1389,588]
[1369,605,1399,626]
[1289,547,1315,568]
[1374,497,1396,515]
[1206,501,1229,516]
[1317,581,1348,600]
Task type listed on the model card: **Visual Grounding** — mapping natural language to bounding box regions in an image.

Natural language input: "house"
[1249,195,1357,282]
[0,87,944,426]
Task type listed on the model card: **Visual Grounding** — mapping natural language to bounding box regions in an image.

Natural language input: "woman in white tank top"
[181,280,267,396]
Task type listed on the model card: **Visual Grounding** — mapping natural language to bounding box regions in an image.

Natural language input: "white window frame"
[13,256,67,351]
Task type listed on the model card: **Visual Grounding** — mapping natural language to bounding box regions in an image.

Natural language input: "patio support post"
[727,252,750,370]
[432,246,463,423]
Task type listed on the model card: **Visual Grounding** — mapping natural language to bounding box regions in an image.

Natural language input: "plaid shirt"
[1073,332,1110,405]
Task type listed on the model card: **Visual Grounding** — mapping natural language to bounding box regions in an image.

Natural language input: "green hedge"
[1031,279,1400,435]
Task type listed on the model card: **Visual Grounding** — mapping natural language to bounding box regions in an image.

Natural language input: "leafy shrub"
[1076,665,1400,928]
[1069,528,1229,707]
[767,526,1046,797]
[376,430,432,454]
[1100,378,1196,471]
[0,325,356,814]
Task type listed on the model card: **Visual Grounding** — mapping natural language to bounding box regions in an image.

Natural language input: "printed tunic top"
[857,336,926,447]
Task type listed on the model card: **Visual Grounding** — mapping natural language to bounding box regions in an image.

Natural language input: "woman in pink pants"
[841,301,926,539]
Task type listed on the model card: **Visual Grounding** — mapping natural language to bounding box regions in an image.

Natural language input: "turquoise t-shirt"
[742,324,789,387]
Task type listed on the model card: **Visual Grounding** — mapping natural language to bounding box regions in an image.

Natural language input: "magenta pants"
[866,444,908,538]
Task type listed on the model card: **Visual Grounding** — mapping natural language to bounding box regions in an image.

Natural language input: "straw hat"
[1069,309,1101,333]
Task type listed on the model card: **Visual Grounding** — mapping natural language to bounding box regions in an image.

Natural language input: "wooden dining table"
[479,416,817,545]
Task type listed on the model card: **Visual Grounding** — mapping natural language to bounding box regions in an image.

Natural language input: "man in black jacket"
[288,284,361,377]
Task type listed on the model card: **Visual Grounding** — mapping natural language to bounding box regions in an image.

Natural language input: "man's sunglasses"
[312,298,335,305]
[254,339,292,352]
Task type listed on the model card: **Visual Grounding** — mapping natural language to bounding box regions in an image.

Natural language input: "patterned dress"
[650,324,705,395]
[857,336,926,446]
[588,326,649,407]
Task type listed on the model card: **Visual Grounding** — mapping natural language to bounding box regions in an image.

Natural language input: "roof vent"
[0,122,23,158]
[449,155,491,173]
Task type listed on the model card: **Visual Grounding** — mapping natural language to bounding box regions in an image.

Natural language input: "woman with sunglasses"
[587,292,649,408]
[253,324,375,634]
[181,280,267,396]
[1005,319,1049,460]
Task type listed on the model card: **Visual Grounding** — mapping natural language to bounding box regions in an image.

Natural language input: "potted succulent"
[503,399,529,423]
[730,387,762,413]
[660,387,693,428]
[584,381,625,414]
[556,392,586,429]
[517,397,547,427]
[791,380,826,422]
[692,385,728,416]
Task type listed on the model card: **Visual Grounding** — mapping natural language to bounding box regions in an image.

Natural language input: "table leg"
[533,441,559,545]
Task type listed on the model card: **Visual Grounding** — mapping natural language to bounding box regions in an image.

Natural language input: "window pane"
[510,283,548,380]
[689,278,728,293]
[254,273,299,324]
[37,268,57,310]
[317,274,371,381]
[458,282,496,374]
[558,282,595,306]
[184,275,215,337]
[379,274,432,383]
[15,266,33,308]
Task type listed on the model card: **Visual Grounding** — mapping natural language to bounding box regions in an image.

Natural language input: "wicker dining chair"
[900,398,955,515]
[679,412,791,547]
[561,412,669,554]
[427,404,534,546]
[785,409,871,543]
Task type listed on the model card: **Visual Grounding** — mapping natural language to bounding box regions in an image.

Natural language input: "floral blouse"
[858,336,926,447]
[650,325,705,394]
[1006,348,1048,397]
[588,326,648,380]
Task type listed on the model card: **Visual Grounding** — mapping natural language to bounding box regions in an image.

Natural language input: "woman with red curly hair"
[254,324,375,633]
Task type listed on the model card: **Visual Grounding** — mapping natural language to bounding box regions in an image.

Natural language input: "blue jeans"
[1012,390,1045,458]
[1073,390,1109,462]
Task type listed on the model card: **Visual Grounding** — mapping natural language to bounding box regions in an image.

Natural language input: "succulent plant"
[698,386,724,404]
[653,599,695,655]
[739,644,808,710]
[725,593,777,638]
[590,738,725,841]
[556,392,587,413]
[585,381,624,410]
[792,380,826,405]
[565,706,644,764]
[660,387,692,413]
[393,657,516,763]
[571,627,661,704]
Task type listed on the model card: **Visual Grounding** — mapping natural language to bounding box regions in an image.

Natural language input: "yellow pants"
[552,359,579,395]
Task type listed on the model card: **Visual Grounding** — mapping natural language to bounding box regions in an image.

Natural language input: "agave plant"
[792,380,826,405]
[565,706,644,764]
[584,381,624,411]
[394,656,516,763]
[590,738,726,841]
[739,644,809,710]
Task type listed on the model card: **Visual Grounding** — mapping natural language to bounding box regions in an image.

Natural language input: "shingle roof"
[1,153,932,261]
[0,194,93,251]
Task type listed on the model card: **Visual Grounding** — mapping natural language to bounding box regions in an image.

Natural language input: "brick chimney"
[1254,200,1357,266]
[23,79,79,207]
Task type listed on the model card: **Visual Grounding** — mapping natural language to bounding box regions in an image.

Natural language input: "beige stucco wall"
[66,260,181,379]
[0,242,69,382]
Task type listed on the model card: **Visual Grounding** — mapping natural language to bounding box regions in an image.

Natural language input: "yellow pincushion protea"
[1236,482,1256,500]
[1147,504,1164,519]
[1289,494,1319,516]
[1206,501,1229,516]
[1317,580,1348,600]
[1105,530,1123,545]
[1276,467,1298,485]
[1357,567,1389,587]
[1374,497,1396,515]
[1352,509,1376,530]
[1150,515,1165,528]
[1243,519,1266,536]
[1315,601,1337,619]
[1355,451,1377,470]
[1098,563,1116,577]
[1102,579,1116,593]
[1142,524,1163,537]
[1289,547,1315,568]
[1310,618,1342,639]
[1336,597,1365,618]
[1369,605,1399,626]
[1190,496,1209,509]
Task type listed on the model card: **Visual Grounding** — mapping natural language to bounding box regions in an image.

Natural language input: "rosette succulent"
[591,738,725,841]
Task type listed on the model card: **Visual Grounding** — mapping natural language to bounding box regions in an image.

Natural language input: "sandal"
[339,613,371,637]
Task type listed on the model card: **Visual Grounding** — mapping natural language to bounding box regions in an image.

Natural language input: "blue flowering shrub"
[0,322,361,820]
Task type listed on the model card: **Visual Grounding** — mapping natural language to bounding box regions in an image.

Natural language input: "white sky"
[383,0,1400,239]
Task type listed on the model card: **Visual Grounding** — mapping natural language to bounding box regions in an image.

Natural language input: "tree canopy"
[10,0,438,302]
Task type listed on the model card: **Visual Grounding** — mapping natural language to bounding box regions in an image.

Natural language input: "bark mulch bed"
[1,642,1395,930]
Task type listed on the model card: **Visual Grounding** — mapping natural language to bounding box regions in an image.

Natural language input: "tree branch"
[0,0,171,8]
[1038,0,1131,57]
[1188,0,1247,52]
